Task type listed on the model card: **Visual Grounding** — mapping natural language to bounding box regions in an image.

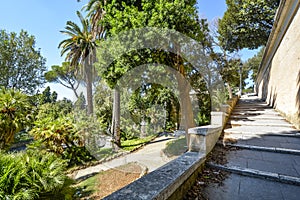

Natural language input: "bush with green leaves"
[0,88,33,149]
[35,101,72,120]
[0,150,74,199]
[29,116,94,166]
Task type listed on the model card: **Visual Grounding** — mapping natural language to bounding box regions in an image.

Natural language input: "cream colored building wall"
[257,1,300,128]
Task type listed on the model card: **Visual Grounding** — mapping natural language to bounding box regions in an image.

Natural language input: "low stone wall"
[104,152,206,200]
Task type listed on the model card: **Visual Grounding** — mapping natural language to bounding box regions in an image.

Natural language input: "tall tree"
[0,30,46,94]
[99,0,210,146]
[218,0,280,51]
[38,86,58,105]
[45,62,80,98]
[59,11,97,115]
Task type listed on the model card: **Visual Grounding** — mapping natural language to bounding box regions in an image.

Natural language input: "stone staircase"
[204,95,300,199]
[223,97,298,142]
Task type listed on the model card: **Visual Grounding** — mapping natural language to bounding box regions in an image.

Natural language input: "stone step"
[227,119,293,128]
[233,109,273,113]
[231,110,280,115]
[234,106,272,110]
[217,142,300,155]
[235,104,270,108]
[229,115,285,120]
[224,126,299,136]
[208,163,300,186]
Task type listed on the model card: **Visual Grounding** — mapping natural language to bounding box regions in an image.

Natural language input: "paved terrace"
[202,95,300,200]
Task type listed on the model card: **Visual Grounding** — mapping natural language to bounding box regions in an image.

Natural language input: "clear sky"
[0,0,256,98]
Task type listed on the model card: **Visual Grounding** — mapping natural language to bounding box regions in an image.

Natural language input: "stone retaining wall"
[256,0,300,129]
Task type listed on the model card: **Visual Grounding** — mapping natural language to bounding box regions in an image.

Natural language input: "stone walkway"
[73,136,177,180]
[202,95,300,200]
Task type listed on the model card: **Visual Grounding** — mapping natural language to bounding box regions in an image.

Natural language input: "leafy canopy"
[218,0,280,51]
[0,29,46,94]
[45,62,80,98]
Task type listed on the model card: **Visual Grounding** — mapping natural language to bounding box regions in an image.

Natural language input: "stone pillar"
[211,111,226,127]
[188,125,222,154]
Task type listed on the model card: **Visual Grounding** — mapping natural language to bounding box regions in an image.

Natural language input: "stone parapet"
[103,152,206,200]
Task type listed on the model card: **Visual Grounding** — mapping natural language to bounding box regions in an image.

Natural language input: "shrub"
[0,150,73,199]
[29,116,94,166]
[0,88,33,149]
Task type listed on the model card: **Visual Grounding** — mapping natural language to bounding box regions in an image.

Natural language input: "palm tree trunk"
[85,59,94,115]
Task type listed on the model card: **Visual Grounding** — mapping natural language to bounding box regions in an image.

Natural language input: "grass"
[76,173,98,198]
[92,147,115,159]
[121,135,156,151]
[162,136,187,157]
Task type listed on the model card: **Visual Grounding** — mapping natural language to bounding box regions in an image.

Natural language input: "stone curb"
[217,142,300,155]
[208,163,300,186]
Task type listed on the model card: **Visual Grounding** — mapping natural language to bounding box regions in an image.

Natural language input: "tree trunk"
[174,40,195,148]
[112,88,121,148]
[86,64,93,115]
[227,83,233,99]
[176,65,195,148]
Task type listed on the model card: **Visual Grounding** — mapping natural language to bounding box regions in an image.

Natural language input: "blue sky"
[0,0,256,98]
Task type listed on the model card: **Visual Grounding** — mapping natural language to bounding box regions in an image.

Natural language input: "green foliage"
[74,92,87,111]
[95,0,212,145]
[0,150,73,199]
[218,0,280,51]
[126,83,180,134]
[40,86,53,104]
[0,29,46,94]
[190,72,211,125]
[120,116,139,141]
[0,88,32,149]
[196,113,210,126]
[94,83,113,132]
[29,116,94,166]
[212,89,229,111]
[30,86,61,107]
[45,62,80,98]
[36,101,72,121]
[244,47,265,81]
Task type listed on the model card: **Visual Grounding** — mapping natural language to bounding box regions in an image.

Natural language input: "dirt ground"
[85,162,144,199]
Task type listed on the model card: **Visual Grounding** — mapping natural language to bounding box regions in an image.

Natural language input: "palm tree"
[59,11,97,115]
[84,0,106,40]
[85,1,121,147]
